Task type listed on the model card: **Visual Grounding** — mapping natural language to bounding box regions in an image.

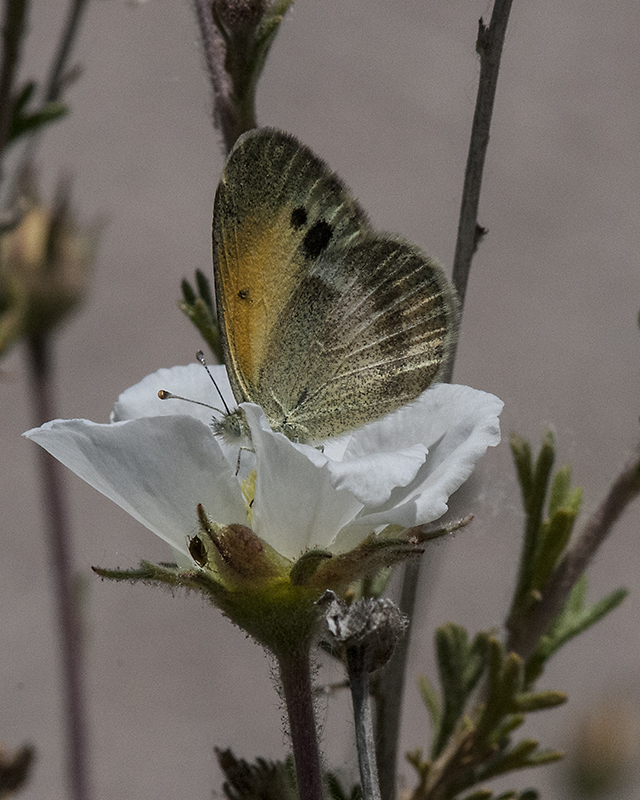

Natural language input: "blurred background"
[2,0,639,798]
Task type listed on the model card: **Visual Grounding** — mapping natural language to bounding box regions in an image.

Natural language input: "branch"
[0,0,28,168]
[509,449,640,660]
[443,0,514,382]
[379,3,515,794]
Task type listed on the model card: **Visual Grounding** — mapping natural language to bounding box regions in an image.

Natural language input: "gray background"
[2,0,639,798]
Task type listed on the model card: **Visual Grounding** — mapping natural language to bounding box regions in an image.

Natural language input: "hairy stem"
[27,334,93,800]
[508,450,640,660]
[278,647,324,800]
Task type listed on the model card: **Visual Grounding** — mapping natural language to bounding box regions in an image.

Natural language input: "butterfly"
[212,128,458,445]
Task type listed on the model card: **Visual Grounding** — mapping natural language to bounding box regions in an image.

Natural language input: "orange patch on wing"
[218,208,306,388]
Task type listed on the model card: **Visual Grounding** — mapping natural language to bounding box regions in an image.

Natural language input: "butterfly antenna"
[196,350,232,415]
[157,389,219,411]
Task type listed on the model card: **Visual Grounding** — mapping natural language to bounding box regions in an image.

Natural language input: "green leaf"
[195,268,214,310]
[533,581,628,667]
[547,465,571,518]
[509,432,556,620]
[417,674,442,733]
[511,690,567,713]
[216,748,298,800]
[178,272,223,362]
[431,625,489,757]
[8,98,68,144]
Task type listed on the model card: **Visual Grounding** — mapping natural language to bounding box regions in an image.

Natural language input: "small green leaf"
[432,624,487,757]
[181,277,196,305]
[509,433,533,501]
[512,690,567,713]
[9,99,68,144]
[195,268,214,311]
[417,674,442,733]
[548,465,572,518]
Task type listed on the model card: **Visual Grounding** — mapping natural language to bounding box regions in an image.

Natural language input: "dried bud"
[0,179,99,355]
[323,593,408,672]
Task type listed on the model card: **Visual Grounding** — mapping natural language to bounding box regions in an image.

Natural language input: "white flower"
[24,364,503,563]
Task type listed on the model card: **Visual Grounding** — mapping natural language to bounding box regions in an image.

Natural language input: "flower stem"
[26,334,93,800]
[346,645,381,800]
[277,646,324,800]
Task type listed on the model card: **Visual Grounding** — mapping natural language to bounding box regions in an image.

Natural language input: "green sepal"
[178,270,223,362]
[289,549,332,586]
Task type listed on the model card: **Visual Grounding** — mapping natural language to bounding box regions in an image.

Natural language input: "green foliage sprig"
[404,432,630,800]
[179,269,223,363]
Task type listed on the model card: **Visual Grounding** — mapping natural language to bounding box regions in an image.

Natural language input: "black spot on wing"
[238,288,250,300]
[290,206,308,229]
[302,220,333,259]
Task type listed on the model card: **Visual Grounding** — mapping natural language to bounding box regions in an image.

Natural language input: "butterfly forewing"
[213,129,370,406]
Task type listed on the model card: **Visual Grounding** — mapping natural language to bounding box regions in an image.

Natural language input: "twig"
[508,450,640,660]
[10,0,90,194]
[192,0,246,154]
[26,334,93,800]
[42,0,89,104]
[444,0,514,382]
[377,4,515,796]
[0,0,29,170]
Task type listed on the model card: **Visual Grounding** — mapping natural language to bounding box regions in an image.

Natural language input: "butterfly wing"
[213,127,458,443]
[256,235,459,441]
[213,128,371,411]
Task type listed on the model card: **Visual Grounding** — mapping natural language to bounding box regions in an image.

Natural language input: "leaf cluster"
[507,432,627,681]
[404,433,628,800]
[409,628,563,800]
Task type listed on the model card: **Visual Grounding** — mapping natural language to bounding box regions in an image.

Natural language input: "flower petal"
[243,405,364,560]
[24,415,246,557]
[333,384,503,546]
